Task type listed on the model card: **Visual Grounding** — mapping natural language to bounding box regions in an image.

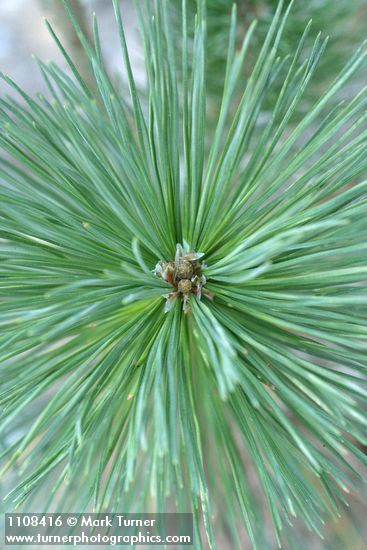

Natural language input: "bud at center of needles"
[153,243,209,313]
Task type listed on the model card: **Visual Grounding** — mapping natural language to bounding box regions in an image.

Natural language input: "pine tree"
[172,0,367,116]
[1,1,366,548]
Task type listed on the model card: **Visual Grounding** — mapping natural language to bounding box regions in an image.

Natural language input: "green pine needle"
[174,0,367,115]
[0,1,366,548]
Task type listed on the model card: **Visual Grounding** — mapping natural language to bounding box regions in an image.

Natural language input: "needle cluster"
[0,1,366,548]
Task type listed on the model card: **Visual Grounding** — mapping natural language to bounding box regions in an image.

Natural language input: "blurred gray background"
[0,0,144,98]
